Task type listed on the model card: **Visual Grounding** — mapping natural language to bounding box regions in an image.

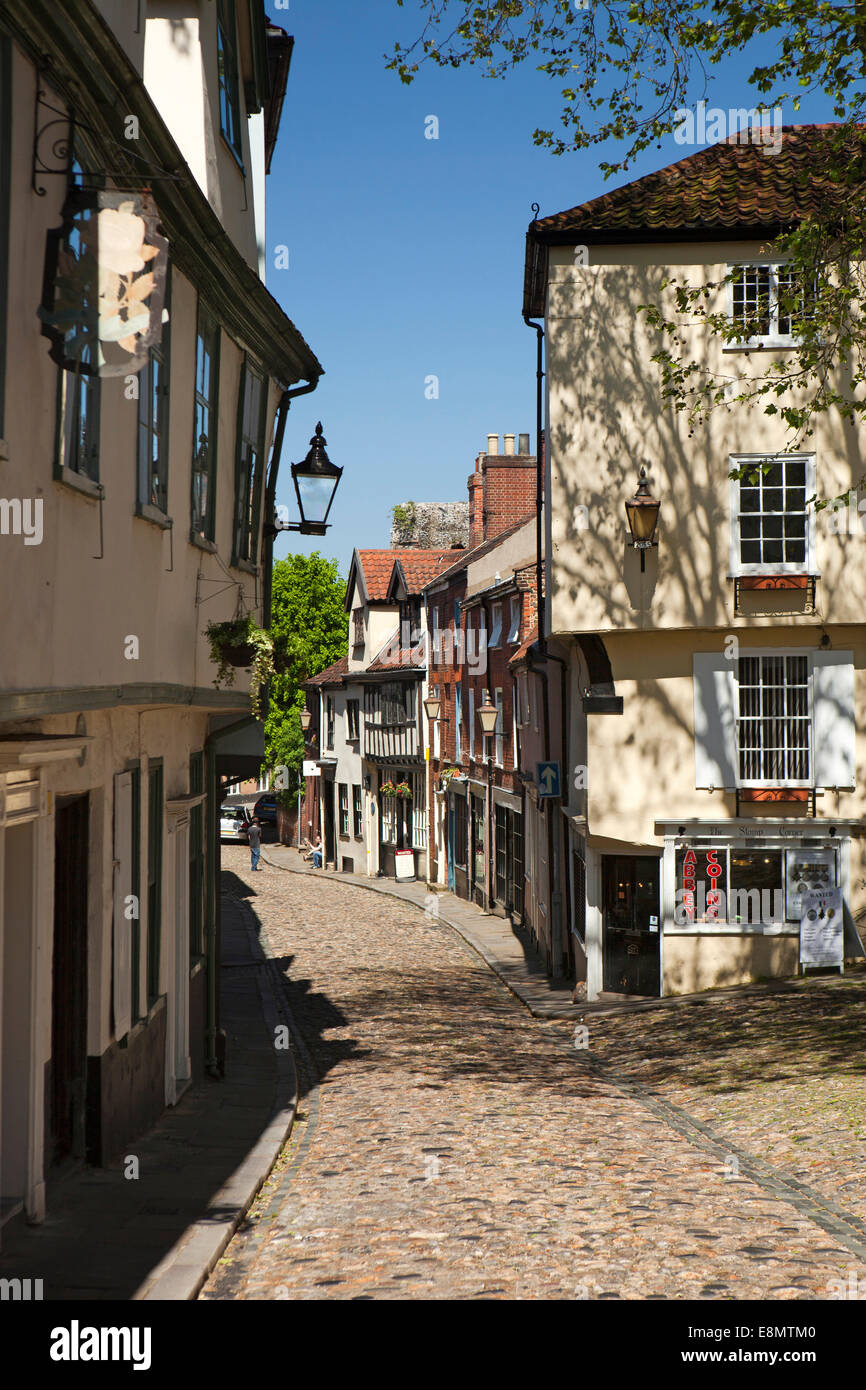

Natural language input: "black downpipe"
[523,311,568,975]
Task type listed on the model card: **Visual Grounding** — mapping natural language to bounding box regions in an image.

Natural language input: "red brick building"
[423,434,539,917]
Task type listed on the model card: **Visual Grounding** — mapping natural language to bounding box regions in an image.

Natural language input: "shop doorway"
[470,794,485,907]
[323,779,336,867]
[602,855,660,996]
[51,794,90,1166]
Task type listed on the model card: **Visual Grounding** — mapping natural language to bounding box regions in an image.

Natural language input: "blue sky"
[265,2,836,579]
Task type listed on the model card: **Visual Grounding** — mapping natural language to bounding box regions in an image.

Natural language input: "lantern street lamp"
[477,693,499,911]
[266,423,343,538]
[423,694,441,722]
[624,467,660,571]
[477,693,499,738]
[299,708,312,733]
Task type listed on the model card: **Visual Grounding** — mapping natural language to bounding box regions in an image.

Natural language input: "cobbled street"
[202,852,866,1301]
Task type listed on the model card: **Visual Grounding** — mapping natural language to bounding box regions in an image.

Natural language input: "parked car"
[253,793,277,825]
[220,804,252,842]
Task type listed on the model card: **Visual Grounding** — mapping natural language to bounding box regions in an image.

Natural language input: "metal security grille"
[737,654,811,784]
[738,456,807,567]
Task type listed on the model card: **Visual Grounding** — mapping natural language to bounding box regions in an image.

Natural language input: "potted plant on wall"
[439,766,460,791]
[205,614,275,720]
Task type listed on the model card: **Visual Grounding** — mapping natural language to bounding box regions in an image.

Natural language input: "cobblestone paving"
[588,982,866,1226]
[202,853,863,1300]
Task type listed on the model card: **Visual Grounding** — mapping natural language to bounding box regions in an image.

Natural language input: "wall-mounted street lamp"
[266,423,343,538]
[290,423,342,535]
[299,708,312,733]
[624,467,660,572]
[477,694,499,739]
[423,694,442,722]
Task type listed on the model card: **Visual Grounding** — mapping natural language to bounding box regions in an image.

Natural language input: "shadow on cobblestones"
[591,983,866,1093]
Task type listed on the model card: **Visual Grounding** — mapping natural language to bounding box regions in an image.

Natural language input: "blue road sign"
[537,761,561,798]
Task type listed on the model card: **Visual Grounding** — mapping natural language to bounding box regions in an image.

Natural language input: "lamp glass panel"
[295,472,337,524]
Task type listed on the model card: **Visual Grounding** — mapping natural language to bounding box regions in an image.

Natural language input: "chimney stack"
[487,433,499,456]
[518,433,530,455]
[503,433,515,456]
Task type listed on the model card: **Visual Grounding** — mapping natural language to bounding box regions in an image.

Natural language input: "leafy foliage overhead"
[390,3,866,497]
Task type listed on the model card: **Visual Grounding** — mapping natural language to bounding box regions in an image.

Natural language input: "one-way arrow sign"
[537,761,561,798]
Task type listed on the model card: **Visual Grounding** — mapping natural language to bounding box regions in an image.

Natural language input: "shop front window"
[674,845,827,926]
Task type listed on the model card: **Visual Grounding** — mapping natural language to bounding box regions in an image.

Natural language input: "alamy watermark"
[673,101,783,156]
[0,497,42,545]
[676,880,785,926]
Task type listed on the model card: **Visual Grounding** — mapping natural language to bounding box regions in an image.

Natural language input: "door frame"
[601,853,661,996]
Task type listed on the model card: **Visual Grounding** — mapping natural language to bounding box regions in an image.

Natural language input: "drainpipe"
[522,310,561,971]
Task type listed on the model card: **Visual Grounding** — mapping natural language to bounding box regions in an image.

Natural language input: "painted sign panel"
[537,762,561,798]
[799,886,843,968]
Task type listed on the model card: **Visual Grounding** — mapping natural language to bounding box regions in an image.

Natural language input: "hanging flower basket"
[380,780,397,797]
[205,615,275,721]
[395,781,413,799]
[223,643,255,668]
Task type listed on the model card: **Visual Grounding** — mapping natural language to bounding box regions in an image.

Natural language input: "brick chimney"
[478,432,536,544]
[468,454,485,548]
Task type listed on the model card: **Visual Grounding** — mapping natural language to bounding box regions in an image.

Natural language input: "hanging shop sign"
[799,886,844,969]
[39,188,168,377]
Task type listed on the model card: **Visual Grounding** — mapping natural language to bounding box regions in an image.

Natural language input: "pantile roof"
[365,629,426,673]
[509,626,540,668]
[304,655,348,688]
[524,124,866,314]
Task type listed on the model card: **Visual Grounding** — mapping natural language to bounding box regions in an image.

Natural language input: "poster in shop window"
[799,886,844,969]
[785,848,837,921]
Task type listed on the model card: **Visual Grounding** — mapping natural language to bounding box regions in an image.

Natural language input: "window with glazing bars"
[736,456,809,570]
[216,0,243,160]
[191,305,219,540]
[730,263,816,341]
[352,785,363,838]
[338,784,349,836]
[737,654,811,784]
[57,161,100,480]
[233,359,266,563]
[138,266,171,513]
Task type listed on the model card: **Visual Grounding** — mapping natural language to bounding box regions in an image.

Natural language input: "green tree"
[265,553,347,803]
[390,3,866,495]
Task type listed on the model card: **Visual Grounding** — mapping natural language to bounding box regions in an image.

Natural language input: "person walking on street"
[249,816,262,872]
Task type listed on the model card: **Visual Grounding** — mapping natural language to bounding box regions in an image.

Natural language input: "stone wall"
[390,501,469,549]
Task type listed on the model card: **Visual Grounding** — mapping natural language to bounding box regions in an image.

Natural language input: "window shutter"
[812,650,855,788]
[693,653,737,789]
[113,771,133,1041]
